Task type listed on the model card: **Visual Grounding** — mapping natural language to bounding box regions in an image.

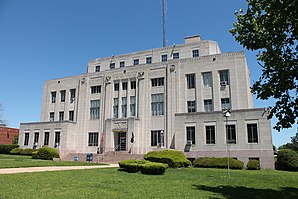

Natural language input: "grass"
[0,166,297,199]
[0,154,105,168]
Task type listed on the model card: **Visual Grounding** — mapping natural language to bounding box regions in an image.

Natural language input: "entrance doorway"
[115,132,127,151]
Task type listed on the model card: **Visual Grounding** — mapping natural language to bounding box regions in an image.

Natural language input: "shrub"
[0,144,19,154]
[10,148,24,155]
[32,147,60,160]
[275,149,298,171]
[118,159,168,175]
[247,160,261,170]
[119,160,149,173]
[144,150,191,168]
[193,157,244,170]
[20,148,38,156]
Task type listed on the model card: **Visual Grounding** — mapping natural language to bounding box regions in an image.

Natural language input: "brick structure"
[0,125,19,144]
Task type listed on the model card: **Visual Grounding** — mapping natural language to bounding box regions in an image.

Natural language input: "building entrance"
[115,132,127,151]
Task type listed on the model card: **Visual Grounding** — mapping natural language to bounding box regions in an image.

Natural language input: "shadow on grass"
[193,185,298,199]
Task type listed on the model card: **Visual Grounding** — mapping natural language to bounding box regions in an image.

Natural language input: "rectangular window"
[122,82,128,90]
[151,130,164,147]
[50,112,54,122]
[173,52,179,59]
[131,81,136,89]
[161,54,167,62]
[204,99,213,112]
[34,132,39,144]
[113,98,119,118]
[133,59,139,65]
[24,133,29,146]
[206,126,215,144]
[44,132,49,145]
[203,72,212,87]
[221,98,231,111]
[130,96,136,116]
[69,110,74,121]
[91,85,101,94]
[186,74,196,89]
[120,61,125,68]
[114,83,119,91]
[95,65,100,72]
[51,91,56,103]
[219,70,229,85]
[54,132,60,148]
[151,93,164,116]
[226,124,236,144]
[192,49,199,57]
[146,57,152,64]
[60,90,66,102]
[187,101,196,112]
[90,100,100,120]
[110,63,115,69]
[70,89,76,103]
[247,123,258,143]
[186,126,195,144]
[59,111,64,121]
[122,97,127,118]
[151,77,164,87]
[88,132,99,146]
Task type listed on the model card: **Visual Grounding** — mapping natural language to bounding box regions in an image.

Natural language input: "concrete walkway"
[0,164,119,174]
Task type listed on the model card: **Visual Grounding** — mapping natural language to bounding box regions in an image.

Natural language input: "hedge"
[32,146,60,160]
[10,148,24,155]
[246,160,260,170]
[0,144,19,154]
[144,150,191,168]
[275,149,298,171]
[118,159,168,175]
[119,160,149,173]
[193,157,244,170]
[20,148,38,156]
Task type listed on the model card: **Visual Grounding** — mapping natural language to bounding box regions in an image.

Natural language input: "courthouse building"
[19,35,274,169]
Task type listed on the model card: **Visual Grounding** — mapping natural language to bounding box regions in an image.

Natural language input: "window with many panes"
[70,89,76,103]
[90,100,100,119]
[59,111,64,121]
[192,49,199,57]
[34,132,39,144]
[186,74,196,89]
[151,130,164,147]
[51,91,56,103]
[186,126,195,144]
[247,123,258,143]
[204,99,213,112]
[131,81,136,89]
[88,132,98,146]
[120,61,125,68]
[69,110,74,121]
[206,126,215,144]
[226,124,236,144]
[173,52,179,59]
[202,72,212,87]
[50,112,54,122]
[95,65,100,72]
[91,85,101,94]
[146,57,152,64]
[133,59,139,65]
[221,98,231,111]
[113,98,119,118]
[151,94,164,116]
[219,70,229,85]
[60,90,66,102]
[151,77,164,87]
[130,96,136,116]
[110,63,115,69]
[187,101,196,112]
[122,97,127,118]
[114,83,119,91]
[54,132,60,148]
[122,82,128,90]
[44,132,49,145]
[24,133,29,146]
[161,54,167,62]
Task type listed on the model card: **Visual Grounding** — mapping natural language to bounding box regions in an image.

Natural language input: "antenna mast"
[162,0,167,47]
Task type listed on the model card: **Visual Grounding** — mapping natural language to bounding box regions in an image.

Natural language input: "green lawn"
[0,154,104,168]
[0,167,297,199]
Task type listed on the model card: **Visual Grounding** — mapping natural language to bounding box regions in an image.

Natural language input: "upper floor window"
[146,57,152,64]
[122,82,128,90]
[186,74,196,89]
[192,49,199,57]
[133,59,139,65]
[91,85,101,94]
[90,100,100,120]
[114,83,119,91]
[131,81,136,89]
[59,111,64,121]
[113,98,119,118]
[120,61,125,68]
[186,126,195,145]
[95,65,100,72]
[206,126,215,144]
[187,101,196,113]
[202,72,212,87]
[130,96,136,117]
[247,123,258,143]
[50,112,54,122]
[110,63,115,69]
[70,89,76,103]
[69,110,74,121]
[173,52,179,59]
[204,99,213,112]
[151,93,164,116]
[219,70,229,86]
[221,98,231,111]
[122,97,127,118]
[161,54,167,62]
[226,124,236,144]
[51,91,56,103]
[60,90,66,102]
[151,77,164,87]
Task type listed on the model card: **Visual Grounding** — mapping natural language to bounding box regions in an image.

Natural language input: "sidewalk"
[0,164,119,174]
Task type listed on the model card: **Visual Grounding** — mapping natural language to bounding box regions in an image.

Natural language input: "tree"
[278,132,298,153]
[230,0,298,131]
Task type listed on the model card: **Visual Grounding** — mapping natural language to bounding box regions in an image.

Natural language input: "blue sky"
[0,0,296,147]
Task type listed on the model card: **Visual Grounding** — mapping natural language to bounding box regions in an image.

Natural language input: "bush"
[20,148,38,156]
[275,149,298,171]
[10,148,24,155]
[144,150,191,168]
[0,144,19,154]
[32,147,60,160]
[193,157,244,170]
[119,160,149,173]
[118,159,168,175]
[247,160,261,170]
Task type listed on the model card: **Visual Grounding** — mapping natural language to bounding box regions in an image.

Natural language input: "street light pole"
[223,109,231,177]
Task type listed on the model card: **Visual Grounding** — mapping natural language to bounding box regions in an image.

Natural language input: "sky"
[0,0,296,147]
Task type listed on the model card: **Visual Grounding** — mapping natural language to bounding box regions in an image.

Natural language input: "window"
[113,98,119,118]
[247,123,258,143]
[44,132,49,145]
[203,72,212,87]
[226,124,236,144]
[122,82,128,90]
[90,100,100,120]
[187,101,196,112]
[221,98,231,111]
[24,133,29,146]
[59,111,64,121]
[70,89,76,103]
[69,110,74,121]
[60,90,66,102]
[151,93,164,116]
[186,74,196,89]
[120,61,125,68]
[204,99,213,112]
[54,132,60,148]
[130,96,136,116]
[151,77,164,87]
[122,97,127,118]
[51,91,56,103]
[186,126,195,144]
[161,54,167,62]
[133,59,139,65]
[114,83,119,91]
[192,49,199,57]
[131,81,136,89]
[110,63,115,69]
[95,65,100,72]
[34,132,39,144]
[50,112,54,122]
[88,132,99,146]
[219,70,229,85]
[151,130,164,147]
[173,52,179,59]
[206,126,215,144]
[146,57,152,64]
[91,85,101,94]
